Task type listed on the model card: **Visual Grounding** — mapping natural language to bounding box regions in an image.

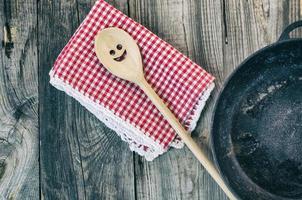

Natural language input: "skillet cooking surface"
[212,40,302,200]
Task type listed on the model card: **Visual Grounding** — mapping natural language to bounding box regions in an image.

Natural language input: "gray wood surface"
[0,0,301,199]
[0,0,38,199]
[129,1,227,199]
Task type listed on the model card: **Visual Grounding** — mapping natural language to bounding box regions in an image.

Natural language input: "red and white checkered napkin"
[49,0,215,161]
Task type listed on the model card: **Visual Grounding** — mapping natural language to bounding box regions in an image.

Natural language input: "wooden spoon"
[95,27,237,200]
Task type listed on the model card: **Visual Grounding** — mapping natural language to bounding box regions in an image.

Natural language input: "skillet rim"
[209,38,302,200]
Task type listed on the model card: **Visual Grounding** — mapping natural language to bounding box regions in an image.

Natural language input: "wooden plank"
[223,0,282,74]
[38,0,86,199]
[287,0,302,37]
[75,1,136,199]
[0,0,38,199]
[128,0,228,199]
[77,0,129,19]
[223,0,302,75]
[39,0,135,199]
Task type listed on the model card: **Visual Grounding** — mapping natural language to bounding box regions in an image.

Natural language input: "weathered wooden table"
[0,0,301,199]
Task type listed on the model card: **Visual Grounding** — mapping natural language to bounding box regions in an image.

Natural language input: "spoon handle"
[138,79,237,200]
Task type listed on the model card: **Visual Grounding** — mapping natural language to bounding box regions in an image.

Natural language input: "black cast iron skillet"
[211,21,302,200]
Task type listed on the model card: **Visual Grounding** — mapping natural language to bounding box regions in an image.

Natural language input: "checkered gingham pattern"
[51,0,214,153]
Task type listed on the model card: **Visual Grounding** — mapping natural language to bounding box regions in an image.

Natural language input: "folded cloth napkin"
[49,0,215,161]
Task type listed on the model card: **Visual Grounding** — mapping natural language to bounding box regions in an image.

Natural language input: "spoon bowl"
[95,27,144,83]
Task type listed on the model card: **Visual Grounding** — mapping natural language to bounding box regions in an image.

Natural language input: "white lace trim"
[169,82,215,149]
[49,70,214,161]
[188,82,215,131]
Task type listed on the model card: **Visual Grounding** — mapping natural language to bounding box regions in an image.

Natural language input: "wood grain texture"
[39,0,135,199]
[128,0,227,199]
[38,0,84,198]
[77,2,136,199]
[0,0,301,199]
[0,0,38,199]
[224,0,302,75]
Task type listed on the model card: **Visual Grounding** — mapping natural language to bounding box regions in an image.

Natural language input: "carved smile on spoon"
[114,50,127,62]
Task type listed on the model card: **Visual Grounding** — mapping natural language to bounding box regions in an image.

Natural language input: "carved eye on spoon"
[117,44,122,50]
[109,50,115,55]
[108,44,126,62]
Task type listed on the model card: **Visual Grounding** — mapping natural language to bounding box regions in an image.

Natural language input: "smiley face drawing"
[95,27,144,82]
[110,44,127,62]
